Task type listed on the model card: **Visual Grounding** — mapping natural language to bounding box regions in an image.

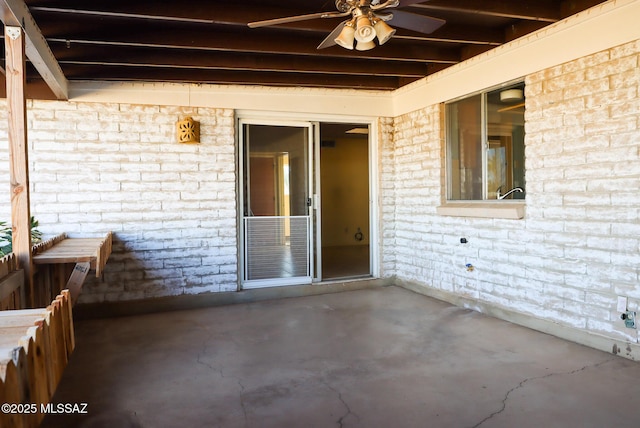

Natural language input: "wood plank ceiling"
[2,0,608,98]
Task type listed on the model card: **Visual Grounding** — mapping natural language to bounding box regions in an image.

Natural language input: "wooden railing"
[0,290,75,428]
[0,253,24,310]
[0,234,111,427]
[31,233,68,257]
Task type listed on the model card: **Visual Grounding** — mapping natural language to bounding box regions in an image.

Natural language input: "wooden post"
[5,26,34,307]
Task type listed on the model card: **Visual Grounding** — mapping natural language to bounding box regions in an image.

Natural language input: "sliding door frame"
[236,111,380,290]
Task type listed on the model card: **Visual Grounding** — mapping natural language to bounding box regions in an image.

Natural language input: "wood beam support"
[0,0,68,99]
[410,0,561,23]
[5,26,34,307]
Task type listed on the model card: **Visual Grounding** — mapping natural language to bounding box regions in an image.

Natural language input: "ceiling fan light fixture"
[355,39,376,51]
[249,1,447,53]
[354,15,376,43]
[373,18,395,45]
[334,20,356,50]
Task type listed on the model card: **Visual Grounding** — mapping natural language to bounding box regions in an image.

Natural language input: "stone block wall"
[377,116,395,277]
[385,39,640,349]
[0,101,237,302]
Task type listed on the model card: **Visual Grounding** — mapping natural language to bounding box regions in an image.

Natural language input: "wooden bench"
[0,290,75,428]
[33,232,113,305]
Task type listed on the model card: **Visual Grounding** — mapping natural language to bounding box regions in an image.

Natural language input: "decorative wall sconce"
[176,117,200,143]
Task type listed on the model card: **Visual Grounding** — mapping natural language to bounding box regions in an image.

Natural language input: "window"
[446,82,525,201]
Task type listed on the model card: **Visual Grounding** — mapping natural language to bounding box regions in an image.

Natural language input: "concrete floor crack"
[471,358,616,428]
[194,332,249,427]
[237,379,249,428]
[322,381,359,428]
[195,335,221,375]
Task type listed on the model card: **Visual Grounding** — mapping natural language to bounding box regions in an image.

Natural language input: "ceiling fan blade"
[248,11,349,28]
[388,10,445,34]
[396,0,432,7]
[317,21,349,49]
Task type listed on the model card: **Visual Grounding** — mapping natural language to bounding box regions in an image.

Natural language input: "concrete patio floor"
[41,286,640,428]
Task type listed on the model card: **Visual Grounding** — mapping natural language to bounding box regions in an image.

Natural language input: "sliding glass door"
[240,121,314,288]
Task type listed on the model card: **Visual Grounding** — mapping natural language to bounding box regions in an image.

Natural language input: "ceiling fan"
[248,0,445,51]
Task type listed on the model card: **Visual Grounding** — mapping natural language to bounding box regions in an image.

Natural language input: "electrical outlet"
[621,311,636,329]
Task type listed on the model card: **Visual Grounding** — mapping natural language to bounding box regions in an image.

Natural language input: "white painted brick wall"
[0,101,237,303]
[383,39,640,346]
[378,117,396,277]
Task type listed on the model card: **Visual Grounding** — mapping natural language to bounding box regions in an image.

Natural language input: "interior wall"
[320,136,369,247]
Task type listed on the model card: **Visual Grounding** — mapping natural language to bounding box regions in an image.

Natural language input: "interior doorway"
[318,123,370,280]
[239,119,373,288]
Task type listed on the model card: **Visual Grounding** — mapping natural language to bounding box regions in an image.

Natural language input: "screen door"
[240,122,314,288]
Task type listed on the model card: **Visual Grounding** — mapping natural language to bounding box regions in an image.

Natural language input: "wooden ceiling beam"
[504,20,549,43]
[560,0,608,19]
[28,2,328,28]
[30,4,502,48]
[19,0,604,91]
[60,64,405,91]
[395,23,503,46]
[0,0,68,99]
[41,21,460,64]
[49,42,429,78]
[409,0,561,23]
